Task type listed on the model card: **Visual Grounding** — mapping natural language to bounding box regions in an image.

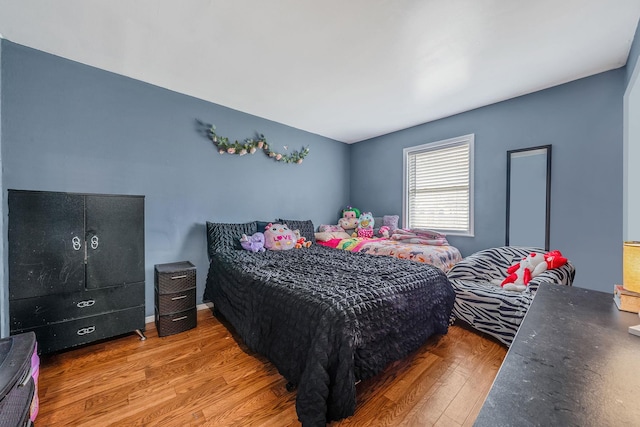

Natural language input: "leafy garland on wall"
[208,125,310,164]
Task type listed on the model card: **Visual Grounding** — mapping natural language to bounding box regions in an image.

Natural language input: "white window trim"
[402,134,475,237]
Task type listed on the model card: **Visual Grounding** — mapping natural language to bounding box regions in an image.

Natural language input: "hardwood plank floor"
[36,308,506,426]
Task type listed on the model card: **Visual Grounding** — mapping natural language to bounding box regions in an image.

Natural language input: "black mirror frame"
[505,145,552,251]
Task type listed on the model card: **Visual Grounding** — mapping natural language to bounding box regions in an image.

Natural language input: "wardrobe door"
[85,195,145,289]
[8,190,85,299]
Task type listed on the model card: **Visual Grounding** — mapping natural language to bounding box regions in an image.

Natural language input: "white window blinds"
[404,134,474,236]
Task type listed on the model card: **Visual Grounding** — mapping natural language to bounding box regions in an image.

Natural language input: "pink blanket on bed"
[390,229,449,245]
[316,236,462,272]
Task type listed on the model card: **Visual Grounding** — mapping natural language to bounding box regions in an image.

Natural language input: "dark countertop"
[474,283,640,427]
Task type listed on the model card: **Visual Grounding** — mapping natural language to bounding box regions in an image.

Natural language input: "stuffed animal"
[342,206,361,221]
[339,206,361,233]
[544,250,568,269]
[294,230,312,249]
[263,223,296,250]
[501,252,547,291]
[240,232,265,252]
[501,250,568,292]
[355,212,375,238]
[378,225,390,238]
[338,216,358,231]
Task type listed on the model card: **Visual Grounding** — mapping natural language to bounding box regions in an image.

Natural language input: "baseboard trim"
[145,302,214,325]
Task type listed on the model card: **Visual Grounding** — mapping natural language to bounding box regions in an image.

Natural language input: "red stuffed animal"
[544,250,568,269]
[501,250,567,292]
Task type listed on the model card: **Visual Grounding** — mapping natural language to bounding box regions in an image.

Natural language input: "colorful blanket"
[319,237,462,272]
[390,228,449,245]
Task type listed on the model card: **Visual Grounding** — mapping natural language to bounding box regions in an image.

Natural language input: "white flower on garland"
[209,125,310,164]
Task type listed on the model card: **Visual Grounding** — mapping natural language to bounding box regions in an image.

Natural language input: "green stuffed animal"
[339,206,360,234]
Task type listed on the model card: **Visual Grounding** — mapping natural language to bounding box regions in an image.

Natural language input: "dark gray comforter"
[204,245,454,426]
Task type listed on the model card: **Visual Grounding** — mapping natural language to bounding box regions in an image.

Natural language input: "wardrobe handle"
[90,235,99,249]
[171,275,187,280]
[77,326,96,336]
[72,236,82,251]
[172,316,188,322]
[171,295,188,301]
[77,299,96,308]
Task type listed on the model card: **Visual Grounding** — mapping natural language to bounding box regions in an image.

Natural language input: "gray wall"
[350,70,625,293]
[0,41,350,333]
[626,21,640,87]
[0,40,4,335]
[625,57,640,241]
[625,21,640,241]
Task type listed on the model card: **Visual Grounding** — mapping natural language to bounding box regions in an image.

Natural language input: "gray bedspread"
[204,245,454,426]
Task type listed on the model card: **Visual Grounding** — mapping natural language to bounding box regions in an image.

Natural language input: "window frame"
[402,134,475,237]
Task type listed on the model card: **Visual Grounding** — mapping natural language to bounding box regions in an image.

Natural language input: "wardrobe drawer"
[9,282,145,330]
[12,306,146,354]
[155,261,196,294]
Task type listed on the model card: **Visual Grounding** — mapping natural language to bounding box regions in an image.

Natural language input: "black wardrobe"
[8,190,146,354]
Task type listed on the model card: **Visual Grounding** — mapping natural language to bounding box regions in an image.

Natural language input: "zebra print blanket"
[204,245,455,426]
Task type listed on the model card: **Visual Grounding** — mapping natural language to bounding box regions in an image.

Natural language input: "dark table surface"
[474,283,640,427]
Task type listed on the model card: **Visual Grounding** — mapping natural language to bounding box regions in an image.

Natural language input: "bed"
[204,221,455,426]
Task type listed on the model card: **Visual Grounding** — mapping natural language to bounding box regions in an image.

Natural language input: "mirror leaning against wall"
[506,145,552,251]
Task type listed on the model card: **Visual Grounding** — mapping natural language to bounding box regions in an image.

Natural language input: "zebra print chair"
[446,246,575,346]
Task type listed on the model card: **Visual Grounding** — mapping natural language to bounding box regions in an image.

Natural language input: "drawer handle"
[77,326,96,336]
[77,299,96,308]
[171,295,188,301]
[170,274,187,280]
[172,316,188,322]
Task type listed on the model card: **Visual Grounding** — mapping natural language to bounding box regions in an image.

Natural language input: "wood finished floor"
[37,308,506,427]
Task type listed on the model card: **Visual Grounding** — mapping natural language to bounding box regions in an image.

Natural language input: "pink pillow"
[383,215,399,232]
[318,224,344,233]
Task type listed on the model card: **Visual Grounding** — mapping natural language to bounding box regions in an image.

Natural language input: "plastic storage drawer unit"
[154,261,197,337]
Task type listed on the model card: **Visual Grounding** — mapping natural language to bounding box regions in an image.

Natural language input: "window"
[403,134,474,236]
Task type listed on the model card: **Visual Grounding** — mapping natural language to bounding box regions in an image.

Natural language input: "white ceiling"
[1,1,639,143]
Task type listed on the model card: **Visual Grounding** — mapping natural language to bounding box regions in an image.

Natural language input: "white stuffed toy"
[354,212,375,238]
[500,252,548,292]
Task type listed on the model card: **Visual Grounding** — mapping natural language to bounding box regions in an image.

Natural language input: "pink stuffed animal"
[263,223,296,250]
